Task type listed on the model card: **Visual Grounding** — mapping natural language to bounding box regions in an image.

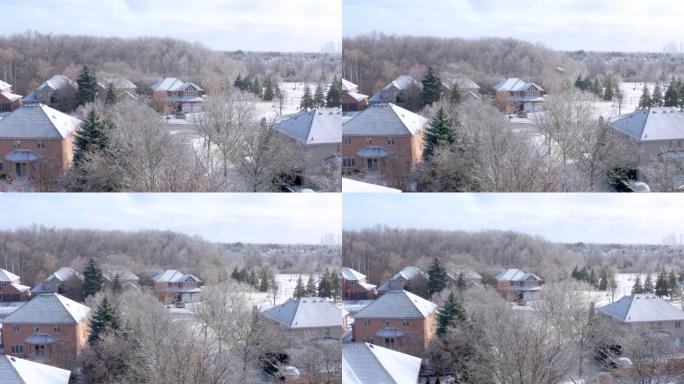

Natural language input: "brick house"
[262,297,348,339]
[352,290,437,357]
[341,267,377,300]
[495,268,543,302]
[441,77,481,101]
[150,77,204,113]
[1,293,90,370]
[343,342,422,384]
[0,269,30,302]
[23,75,77,112]
[369,75,422,111]
[447,269,483,289]
[32,267,84,302]
[342,103,427,182]
[0,104,80,185]
[341,79,368,112]
[96,75,138,102]
[0,80,22,112]
[152,270,203,303]
[493,78,545,114]
[0,354,71,384]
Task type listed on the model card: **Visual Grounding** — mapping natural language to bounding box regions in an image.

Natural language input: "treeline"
[569,50,684,82]
[343,33,583,96]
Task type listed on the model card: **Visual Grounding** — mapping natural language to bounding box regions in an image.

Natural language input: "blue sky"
[343,0,684,52]
[343,194,683,244]
[0,194,341,245]
[0,0,341,52]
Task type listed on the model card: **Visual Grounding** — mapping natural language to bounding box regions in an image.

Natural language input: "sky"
[343,0,684,52]
[343,194,684,245]
[0,194,341,245]
[0,0,341,52]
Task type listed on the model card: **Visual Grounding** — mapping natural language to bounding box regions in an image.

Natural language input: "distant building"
[32,267,84,302]
[369,76,422,111]
[447,269,483,289]
[0,80,22,112]
[495,268,543,302]
[441,77,481,101]
[262,297,348,339]
[0,354,71,384]
[103,270,141,291]
[341,267,377,300]
[23,75,77,112]
[342,342,421,384]
[377,266,428,297]
[0,104,81,183]
[150,77,204,113]
[493,78,545,113]
[598,294,684,346]
[352,290,437,357]
[0,269,30,302]
[342,103,427,181]
[96,75,138,102]
[152,269,203,303]
[1,293,90,370]
[341,79,368,112]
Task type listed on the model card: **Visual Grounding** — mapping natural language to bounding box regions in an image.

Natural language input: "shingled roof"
[3,293,90,324]
[0,355,71,384]
[276,108,342,145]
[343,103,426,137]
[599,294,684,323]
[0,104,80,139]
[354,290,436,319]
[341,267,366,281]
[262,297,346,329]
[342,342,421,384]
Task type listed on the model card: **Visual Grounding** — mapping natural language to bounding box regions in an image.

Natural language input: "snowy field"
[592,82,656,119]
[591,273,683,310]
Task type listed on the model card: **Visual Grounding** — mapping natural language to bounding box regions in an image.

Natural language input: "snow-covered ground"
[253,82,319,121]
[246,273,320,311]
[592,81,655,119]
[591,273,684,309]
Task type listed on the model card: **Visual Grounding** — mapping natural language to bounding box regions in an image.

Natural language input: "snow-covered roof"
[262,297,346,329]
[442,77,480,91]
[151,77,203,92]
[610,108,684,142]
[494,78,544,92]
[152,269,201,283]
[346,91,369,102]
[342,79,358,92]
[103,270,139,281]
[447,270,482,281]
[342,342,421,384]
[343,103,427,137]
[0,355,71,384]
[341,267,366,281]
[369,76,421,103]
[44,267,81,284]
[599,294,684,323]
[0,92,22,102]
[342,178,401,193]
[276,108,342,145]
[36,75,75,92]
[97,75,137,90]
[0,269,20,283]
[354,290,436,319]
[3,293,90,324]
[0,80,10,90]
[392,266,425,281]
[495,268,542,282]
[0,104,81,139]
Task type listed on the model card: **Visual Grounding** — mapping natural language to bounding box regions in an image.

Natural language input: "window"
[387,137,395,145]
[403,320,410,326]
[11,140,20,148]
[383,320,389,326]
[12,325,19,333]
[384,337,395,349]
[364,319,371,326]
[677,321,682,329]
[0,161,3,172]
[10,344,22,354]
[54,325,61,333]
[364,137,373,145]
[343,136,352,145]
[33,326,39,332]
[36,140,45,149]
[342,157,356,168]
[0,282,6,287]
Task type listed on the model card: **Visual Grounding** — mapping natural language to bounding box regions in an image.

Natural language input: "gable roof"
[495,268,542,282]
[103,270,139,282]
[341,267,366,281]
[342,343,421,384]
[0,355,71,384]
[494,78,544,92]
[0,104,81,139]
[442,77,480,91]
[447,269,482,281]
[152,269,201,283]
[0,80,10,90]
[369,76,421,103]
[262,297,345,329]
[343,103,426,137]
[97,75,137,91]
[36,75,75,92]
[342,79,358,92]
[610,107,684,142]
[276,108,342,145]
[599,294,684,323]
[3,293,90,324]
[0,269,20,283]
[151,77,203,92]
[355,290,436,319]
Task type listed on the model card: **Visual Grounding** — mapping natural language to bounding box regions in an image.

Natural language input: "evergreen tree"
[76,65,98,106]
[104,83,118,106]
[599,268,608,291]
[588,268,598,288]
[111,274,123,295]
[644,274,655,294]
[427,257,449,296]
[574,75,584,90]
[678,79,684,108]
[602,78,614,101]
[655,270,669,297]
[73,108,110,167]
[456,272,467,290]
[233,74,243,90]
[252,77,262,98]
[313,83,326,108]
[263,77,275,101]
[450,84,462,105]
[639,85,652,109]
[668,270,678,297]
[421,66,442,106]
[325,76,341,108]
[238,266,249,282]
[664,78,679,107]
[652,83,664,107]
[294,275,306,298]
[83,258,104,298]
[88,296,120,345]
[249,269,259,288]
[591,78,602,96]
[231,266,240,281]
[437,291,466,336]
[423,107,456,161]
[300,85,314,110]
[330,271,341,300]
[318,268,332,298]
[258,269,270,292]
[305,275,317,297]
[632,274,643,294]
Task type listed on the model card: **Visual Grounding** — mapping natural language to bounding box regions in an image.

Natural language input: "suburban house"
[23,75,77,112]
[0,80,22,112]
[32,267,84,302]
[150,77,204,113]
[262,297,348,339]
[598,294,684,347]
[103,270,141,291]
[96,75,138,101]
[495,268,544,302]
[0,354,71,384]
[342,342,422,384]
[152,269,203,303]
[275,108,342,184]
[0,104,81,184]
[441,77,481,101]
[377,266,428,298]
[447,269,483,289]
[341,267,377,300]
[342,103,427,181]
[1,293,90,370]
[369,75,422,111]
[341,79,368,112]
[0,269,30,302]
[493,78,545,113]
[609,107,684,167]
[352,290,437,357]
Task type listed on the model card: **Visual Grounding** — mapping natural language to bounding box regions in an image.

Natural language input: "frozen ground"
[591,273,683,309]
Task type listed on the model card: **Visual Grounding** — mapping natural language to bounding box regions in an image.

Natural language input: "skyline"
[343,194,684,245]
[0,194,341,245]
[0,0,341,52]
[343,0,684,53]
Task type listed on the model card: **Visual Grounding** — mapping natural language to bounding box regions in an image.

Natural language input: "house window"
[343,136,352,145]
[364,137,373,145]
[54,325,61,333]
[33,326,39,332]
[403,320,410,326]
[364,319,371,326]
[677,321,682,329]
[0,161,3,172]
[384,337,395,349]
[387,137,395,145]
[383,320,389,326]
[12,325,19,333]
[36,140,45,149]
[10,344,22,354]
[342,157,356,168]
[11,140,20,148]
[0,282,7,287]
